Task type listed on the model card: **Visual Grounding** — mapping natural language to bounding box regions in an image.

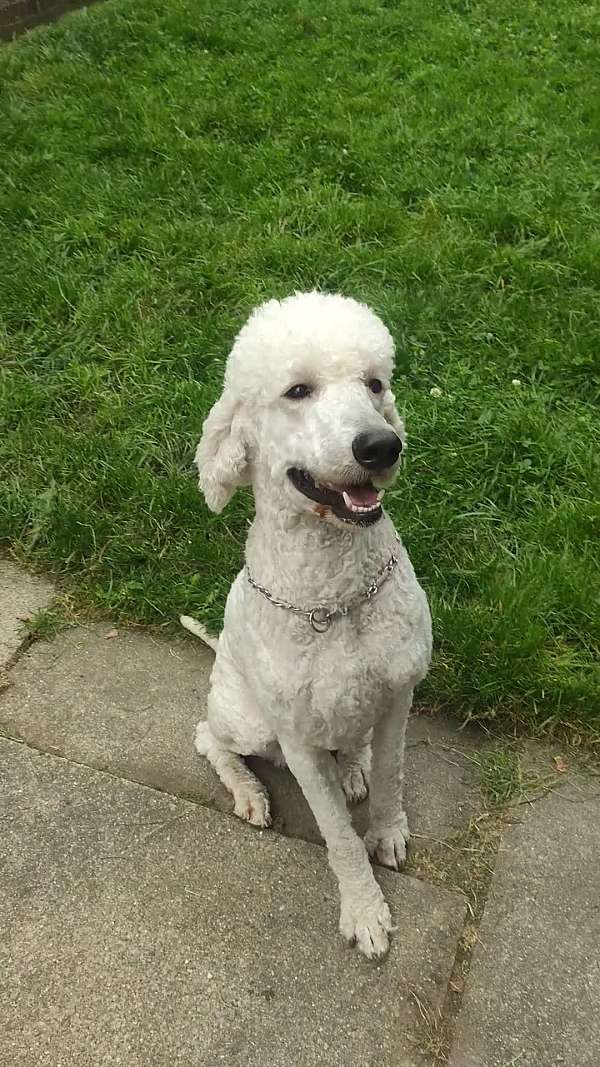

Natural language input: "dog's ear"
[382,388,407,447]
[195,390,251,513]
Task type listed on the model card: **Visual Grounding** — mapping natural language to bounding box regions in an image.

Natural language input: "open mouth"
[288,468,384,525]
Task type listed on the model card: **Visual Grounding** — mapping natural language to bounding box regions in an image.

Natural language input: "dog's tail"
[179,615,219,653]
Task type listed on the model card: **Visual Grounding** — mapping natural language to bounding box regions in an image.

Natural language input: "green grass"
[473,747,524,807]
[1,0,599,736]
[473,743,578,807]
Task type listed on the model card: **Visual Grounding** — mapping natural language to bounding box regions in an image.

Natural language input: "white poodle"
[182,292,432,959]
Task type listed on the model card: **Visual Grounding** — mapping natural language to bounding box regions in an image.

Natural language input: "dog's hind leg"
[195,722,272,828]
[337,731,372,805]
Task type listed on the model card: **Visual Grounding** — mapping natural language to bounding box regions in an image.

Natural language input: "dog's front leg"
[278,736,392,959]
[364,686,413,870]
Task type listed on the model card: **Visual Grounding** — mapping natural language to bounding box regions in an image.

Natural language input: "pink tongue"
[345,484,379,507]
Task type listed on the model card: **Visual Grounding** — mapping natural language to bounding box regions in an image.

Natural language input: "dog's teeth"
[342,491,382,514]
[377,490,385,502]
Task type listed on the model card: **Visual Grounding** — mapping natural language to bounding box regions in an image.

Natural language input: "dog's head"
[196,292,405,527]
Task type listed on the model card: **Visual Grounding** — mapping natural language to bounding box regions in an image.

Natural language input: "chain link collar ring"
[245,535,401,633]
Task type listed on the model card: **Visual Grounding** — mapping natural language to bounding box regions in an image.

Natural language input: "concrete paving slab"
[0,560,55,670]
[448,776,600,1067]
[0,623,220,800]
[0,625,482,849]
[1,738,465,1067]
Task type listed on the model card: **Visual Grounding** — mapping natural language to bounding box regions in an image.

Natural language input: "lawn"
[1,0,598,736]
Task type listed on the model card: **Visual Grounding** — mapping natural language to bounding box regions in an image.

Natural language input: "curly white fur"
[188,292,432,959]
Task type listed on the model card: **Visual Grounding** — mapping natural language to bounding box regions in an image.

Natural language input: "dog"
[182,292,432,958]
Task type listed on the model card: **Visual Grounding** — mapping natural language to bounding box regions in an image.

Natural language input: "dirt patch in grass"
[0,0,102,41]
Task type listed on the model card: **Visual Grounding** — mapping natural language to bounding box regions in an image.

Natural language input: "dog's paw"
[365,815,410,870]
[233,786,272,828]
[270,744,288,770]
[339,893,393,960]
[340,762,369,805]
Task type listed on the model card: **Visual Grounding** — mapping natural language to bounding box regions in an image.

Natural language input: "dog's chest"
[245,562,432,749]
[303,633,407,745]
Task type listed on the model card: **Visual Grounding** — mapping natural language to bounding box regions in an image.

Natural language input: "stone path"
[1,560,598,1065]
[448,773,600,1067]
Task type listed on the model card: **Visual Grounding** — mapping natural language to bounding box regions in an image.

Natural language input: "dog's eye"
[284,384,312,400]
[368,378,383,395]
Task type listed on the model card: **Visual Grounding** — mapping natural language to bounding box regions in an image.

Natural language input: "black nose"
[350,428,401,471]
[352,429,402,471]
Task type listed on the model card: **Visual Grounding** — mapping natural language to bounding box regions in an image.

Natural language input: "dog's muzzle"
[287,468,384,525]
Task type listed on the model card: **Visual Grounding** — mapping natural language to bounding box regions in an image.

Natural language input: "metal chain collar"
[245,535,401,633]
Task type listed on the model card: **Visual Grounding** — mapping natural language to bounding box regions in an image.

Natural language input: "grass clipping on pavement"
[0,0,599,736]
